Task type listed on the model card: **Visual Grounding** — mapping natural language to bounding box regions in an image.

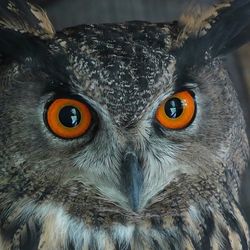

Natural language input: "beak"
[121,151,143,212]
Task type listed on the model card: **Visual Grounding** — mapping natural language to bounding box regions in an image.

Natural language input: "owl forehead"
[56,22,175,127]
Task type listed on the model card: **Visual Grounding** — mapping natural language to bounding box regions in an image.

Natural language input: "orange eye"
[155,90,196,130]
[46,98,92,139]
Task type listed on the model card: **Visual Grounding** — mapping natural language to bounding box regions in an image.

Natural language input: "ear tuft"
[174,0,250,66]
[28,2,55,38]
[176,0,232,47]
[0,0,55,39]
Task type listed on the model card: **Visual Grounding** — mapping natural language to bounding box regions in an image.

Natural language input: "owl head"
[0,0,250,249]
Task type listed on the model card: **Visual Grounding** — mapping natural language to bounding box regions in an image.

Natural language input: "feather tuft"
[0,0,54,39]
[176,0,233,47]
[173,0,250,68]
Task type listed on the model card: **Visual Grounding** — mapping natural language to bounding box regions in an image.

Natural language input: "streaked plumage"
[0,0,249,249]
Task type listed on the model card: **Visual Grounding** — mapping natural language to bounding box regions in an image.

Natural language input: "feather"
[174,0,250,68]
[176,0,232,46]
[0,0,54,39]
[0,1,69,84]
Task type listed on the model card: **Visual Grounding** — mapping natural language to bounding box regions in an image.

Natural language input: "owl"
[0,0,249,249]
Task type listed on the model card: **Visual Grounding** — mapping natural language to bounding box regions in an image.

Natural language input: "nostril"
[121,151,143,212]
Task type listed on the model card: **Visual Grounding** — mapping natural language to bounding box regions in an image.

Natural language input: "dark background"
[34,0,250,223]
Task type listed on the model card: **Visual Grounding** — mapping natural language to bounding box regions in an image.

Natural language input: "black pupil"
[164,98,183,118]
[59,106,81,127]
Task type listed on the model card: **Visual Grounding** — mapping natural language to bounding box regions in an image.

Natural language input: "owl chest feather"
[1,201,249,250]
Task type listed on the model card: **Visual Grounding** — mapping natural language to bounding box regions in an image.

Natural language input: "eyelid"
[174,82,198,94]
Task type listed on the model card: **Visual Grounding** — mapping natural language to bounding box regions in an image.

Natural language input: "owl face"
[0,1,250,249]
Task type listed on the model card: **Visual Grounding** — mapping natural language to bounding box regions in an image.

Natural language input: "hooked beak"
[121,152,143,212]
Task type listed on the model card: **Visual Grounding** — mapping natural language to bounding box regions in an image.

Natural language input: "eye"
[46,98,92,139]
[155,90,196,130]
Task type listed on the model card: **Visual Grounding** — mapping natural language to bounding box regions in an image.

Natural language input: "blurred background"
[34,0,250,223]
